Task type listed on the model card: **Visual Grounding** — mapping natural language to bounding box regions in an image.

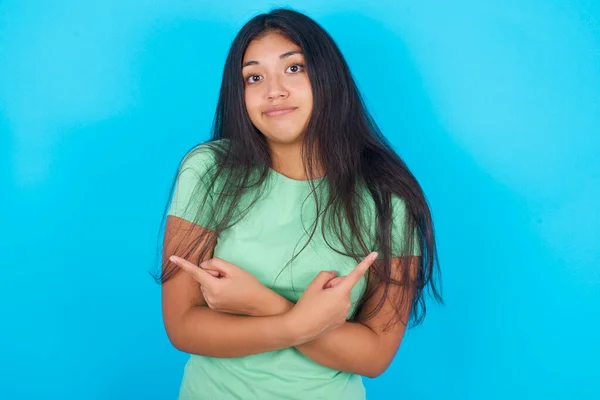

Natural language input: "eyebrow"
[242,50,304,68]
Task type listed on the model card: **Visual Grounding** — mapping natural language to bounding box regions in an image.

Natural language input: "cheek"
[299,93,313,119]
[244,92,261,123]
[297,82,313,110]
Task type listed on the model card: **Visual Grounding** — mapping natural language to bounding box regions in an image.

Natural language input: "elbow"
[165,314,213,356]
[363,361,391,379]
[166,322,204,355]
[164,313,195,354]
[364,369,384,379]
[171,340,187,353]
[167,329,201,355]
[165,326,187,353]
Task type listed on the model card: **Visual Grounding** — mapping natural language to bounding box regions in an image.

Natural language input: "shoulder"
[357,185,408,218]
[179,139,230,173]
[390,194,409,216]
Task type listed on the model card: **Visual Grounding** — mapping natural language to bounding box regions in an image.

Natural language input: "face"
[242,32,313,146]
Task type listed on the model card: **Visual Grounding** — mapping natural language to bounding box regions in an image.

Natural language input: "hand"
[323,276,343,289]
[169,255,276,316]
[286,252,378,343]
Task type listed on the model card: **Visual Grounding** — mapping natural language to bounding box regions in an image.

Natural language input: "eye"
[286,64,305,73]
[245,74,262,84]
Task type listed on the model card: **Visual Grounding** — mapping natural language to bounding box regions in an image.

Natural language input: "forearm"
[172,305,307,358]
[269,297,384,377]
[296,321,383,377]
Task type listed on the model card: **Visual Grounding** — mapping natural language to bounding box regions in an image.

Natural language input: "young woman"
[155,8,443,400]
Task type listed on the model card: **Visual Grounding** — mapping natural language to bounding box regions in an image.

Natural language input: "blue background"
[1,1,599,399]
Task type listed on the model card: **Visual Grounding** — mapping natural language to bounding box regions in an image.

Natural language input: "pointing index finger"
[339,252,378,291]
[170,255,215,286]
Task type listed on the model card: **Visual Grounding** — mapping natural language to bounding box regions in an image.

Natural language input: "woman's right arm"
[162,216,307,358]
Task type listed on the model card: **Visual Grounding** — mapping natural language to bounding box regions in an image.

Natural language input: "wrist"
[276,296,294,315]
[282,308,314,346]
[252,288,294,316]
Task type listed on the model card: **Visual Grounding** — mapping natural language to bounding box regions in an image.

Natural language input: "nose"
[266,74,289,100]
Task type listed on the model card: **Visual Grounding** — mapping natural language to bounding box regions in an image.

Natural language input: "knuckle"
[206,296,219,306]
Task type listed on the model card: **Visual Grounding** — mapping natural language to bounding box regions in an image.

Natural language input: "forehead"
[242,32,302,61]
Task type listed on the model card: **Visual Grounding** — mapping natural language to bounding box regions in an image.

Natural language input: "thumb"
[324,276,343,289]
[201,257,232,275]
[204,269,221,278]
[307,270,338,291]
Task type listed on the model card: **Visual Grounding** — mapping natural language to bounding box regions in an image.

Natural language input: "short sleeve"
[167,145,216,229]
[390,195,422,257]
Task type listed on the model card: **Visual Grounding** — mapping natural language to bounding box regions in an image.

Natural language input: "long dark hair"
[153,8,443,329]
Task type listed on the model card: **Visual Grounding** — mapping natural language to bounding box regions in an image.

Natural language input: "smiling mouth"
[264,108,297,117]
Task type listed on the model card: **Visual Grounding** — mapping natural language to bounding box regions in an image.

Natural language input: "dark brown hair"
[152,8,443,329]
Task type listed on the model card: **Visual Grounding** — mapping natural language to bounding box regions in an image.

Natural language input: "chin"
[263,131,304,145]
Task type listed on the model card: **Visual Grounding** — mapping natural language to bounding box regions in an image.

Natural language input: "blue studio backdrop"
[1,1,599,399]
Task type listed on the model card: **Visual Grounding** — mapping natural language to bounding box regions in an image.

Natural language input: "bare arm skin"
[162,216,372,359]
[257,257,418,378]
[162,216,302,357]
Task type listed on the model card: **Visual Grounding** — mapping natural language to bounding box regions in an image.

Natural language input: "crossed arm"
[162,216,416,378]
[249,273,415,378]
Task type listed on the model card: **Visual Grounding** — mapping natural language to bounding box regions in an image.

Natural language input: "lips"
[263,107,297,117]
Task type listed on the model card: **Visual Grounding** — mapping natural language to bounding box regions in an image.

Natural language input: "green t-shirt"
[167,140,419,400]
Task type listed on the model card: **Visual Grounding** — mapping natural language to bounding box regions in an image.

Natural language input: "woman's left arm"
[196,256,417,377]
[268,256,418,378]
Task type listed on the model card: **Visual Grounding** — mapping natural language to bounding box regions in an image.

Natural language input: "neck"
[269,141,324,181]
